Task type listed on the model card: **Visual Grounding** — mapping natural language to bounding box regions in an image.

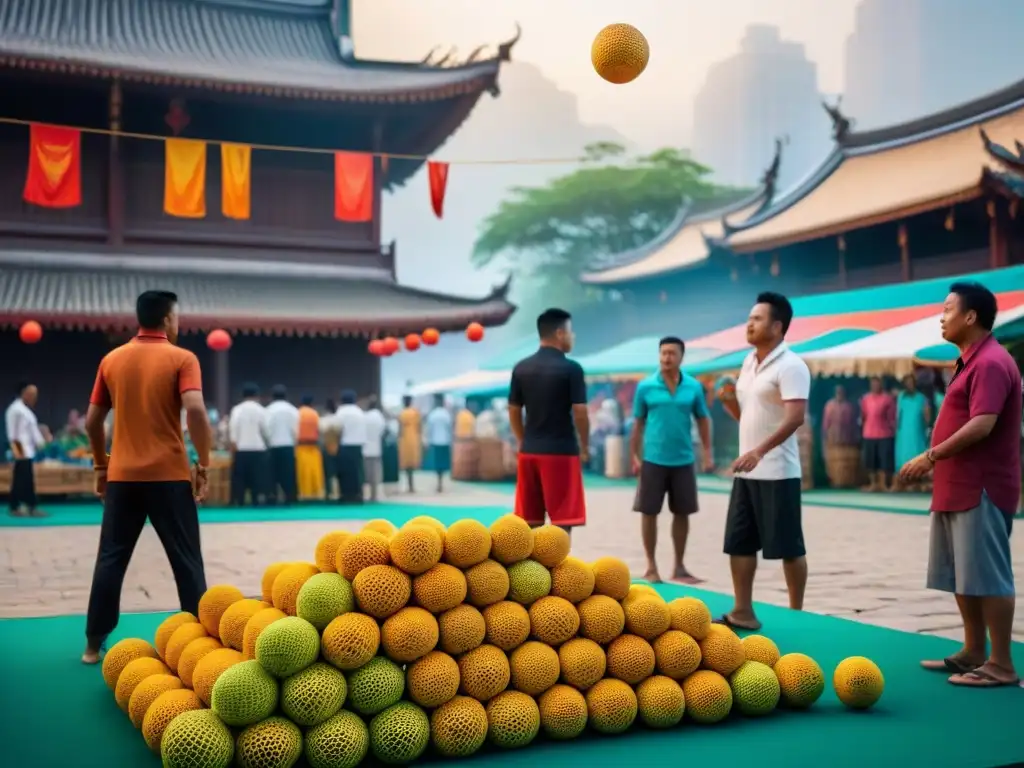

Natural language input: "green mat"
[1,583,1021,768]
[0,502,512,528]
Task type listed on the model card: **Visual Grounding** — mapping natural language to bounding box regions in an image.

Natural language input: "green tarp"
[573,336,724,378]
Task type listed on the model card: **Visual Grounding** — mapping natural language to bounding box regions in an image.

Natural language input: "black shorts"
[862,438,895,473]
[723,477,804,560]
[633,462,699,516]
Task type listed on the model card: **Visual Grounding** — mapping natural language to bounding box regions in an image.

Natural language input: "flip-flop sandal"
[715,614,761,632]
[948,668,1021,688]
[920,657,980,674]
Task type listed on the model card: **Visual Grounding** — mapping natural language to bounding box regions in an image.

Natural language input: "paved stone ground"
[2,475,1022,646]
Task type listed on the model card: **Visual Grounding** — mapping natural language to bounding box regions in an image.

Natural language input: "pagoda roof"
[0,250,515,336]
[0,0,516,102]
[721,77,1024,255]
[579,140,783,285]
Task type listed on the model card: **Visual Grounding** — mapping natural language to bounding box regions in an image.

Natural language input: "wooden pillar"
[837,235,848,289]
[371,120,384,250]
[988,199,1009,269]
[107,79,124,247]
[898,223,911,282]
[214,350,229,419]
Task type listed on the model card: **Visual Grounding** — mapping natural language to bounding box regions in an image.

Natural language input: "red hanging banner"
[333,151,373,222]
[428,161,450,219]
[23,124,82,208]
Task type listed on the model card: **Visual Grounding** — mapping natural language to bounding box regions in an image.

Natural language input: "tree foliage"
[472,143,741,273]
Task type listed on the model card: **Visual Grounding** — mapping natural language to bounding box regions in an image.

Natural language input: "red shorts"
[514,453,586,528]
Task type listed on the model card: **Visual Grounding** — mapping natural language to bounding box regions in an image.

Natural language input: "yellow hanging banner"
[164,138,207,218]
[220,142,251,220]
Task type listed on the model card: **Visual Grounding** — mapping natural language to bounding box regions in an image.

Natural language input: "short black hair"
[659,336,685,354]
[325,398,337,412]
[242,382,260,398]
[537,308,572,339]
[433,393,445,407]
[136,290,178,330]
[402,394,413,407]
[341,389,357,405]
[949,281,997,331]
[271,384,287,401]
[756,291,794,336]
[301,394,314,406]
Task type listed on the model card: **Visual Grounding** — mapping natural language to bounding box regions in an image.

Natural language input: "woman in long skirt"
[895,374,930,490]
[398,395,422,493]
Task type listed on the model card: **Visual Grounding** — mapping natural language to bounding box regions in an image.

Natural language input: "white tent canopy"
[407,369,510,397]
[804,303,1024,377]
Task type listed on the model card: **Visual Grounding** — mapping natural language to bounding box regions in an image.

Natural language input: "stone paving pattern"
[2,475,1022,645]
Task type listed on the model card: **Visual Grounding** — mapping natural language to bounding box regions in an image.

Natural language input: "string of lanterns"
[367,322,484,357]
[16,320,485,353]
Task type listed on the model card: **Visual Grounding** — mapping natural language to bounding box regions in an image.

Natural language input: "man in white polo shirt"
[5,382,50,518]
[717,292,811,631]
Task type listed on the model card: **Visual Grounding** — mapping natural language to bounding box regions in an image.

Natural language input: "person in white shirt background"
[717,291,811,631]
[264,384,300,505]
[425,393,454,493]
[228,382,269,506]
[335,390,367,504]
[362,395,387,502]
[5,382,51,518]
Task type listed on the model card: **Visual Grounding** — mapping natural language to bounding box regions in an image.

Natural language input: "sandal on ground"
[948,667,1021,688]
[715,613,762,632]
[920,656,981,674]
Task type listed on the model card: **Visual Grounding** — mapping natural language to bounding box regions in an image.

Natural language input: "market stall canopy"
[686,264,1024,353]
[573,335,725,380]
[686,329,877,377]
[408,369,510,397]
[803,299,1024,377]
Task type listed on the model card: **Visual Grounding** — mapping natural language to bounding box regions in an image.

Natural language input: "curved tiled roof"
[0,250,516,335]
[722,77,1024,254]
[0,0,507,101]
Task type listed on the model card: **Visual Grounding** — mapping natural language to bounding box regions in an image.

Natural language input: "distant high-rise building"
[692,25,829,190]
[844,0,1024,129]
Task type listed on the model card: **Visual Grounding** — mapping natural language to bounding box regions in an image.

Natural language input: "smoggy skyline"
[353,0,861,153]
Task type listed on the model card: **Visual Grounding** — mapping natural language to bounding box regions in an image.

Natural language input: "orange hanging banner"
[333,151,373,222]
[23,124,82,208]
[220,143,251,220]
[164,138,207,218]
[428,161,450,219]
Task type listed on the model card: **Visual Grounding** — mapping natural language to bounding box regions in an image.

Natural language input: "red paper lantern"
[422,327,440,346]
[18,320,43,344]
[368,339,384,356]
[466,322,484,343]
[404,333,421,351]
[206,328,232,351]
[382,337,400,355]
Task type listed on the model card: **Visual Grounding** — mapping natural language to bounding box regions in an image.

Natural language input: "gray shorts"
[363,456,383,486]
[926,492,1015,597]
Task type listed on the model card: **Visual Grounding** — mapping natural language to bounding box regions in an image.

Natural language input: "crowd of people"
[221,389,462,506]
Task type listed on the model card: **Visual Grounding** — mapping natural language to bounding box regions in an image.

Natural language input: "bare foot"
[642,569,663,584]
[671,567,705,585]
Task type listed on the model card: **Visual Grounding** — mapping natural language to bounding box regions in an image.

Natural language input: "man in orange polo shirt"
[81,290,213,664]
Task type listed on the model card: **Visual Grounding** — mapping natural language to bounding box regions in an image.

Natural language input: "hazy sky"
[353,0,860,150]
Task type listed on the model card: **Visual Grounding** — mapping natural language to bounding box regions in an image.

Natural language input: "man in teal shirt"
[630,336,713,584]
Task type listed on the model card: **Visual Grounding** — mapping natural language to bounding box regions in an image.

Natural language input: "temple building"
[0,0,518,423]
[579,77,1024,349]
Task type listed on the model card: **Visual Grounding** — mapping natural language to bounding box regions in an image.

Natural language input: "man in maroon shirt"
[901,281,1019,688]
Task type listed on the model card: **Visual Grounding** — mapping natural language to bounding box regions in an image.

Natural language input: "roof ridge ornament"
[980,128,1024,174]
[822,96,853,143]
[497,24,522,63]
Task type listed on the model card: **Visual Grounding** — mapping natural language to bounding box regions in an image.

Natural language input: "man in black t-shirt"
[508,308,590,530]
